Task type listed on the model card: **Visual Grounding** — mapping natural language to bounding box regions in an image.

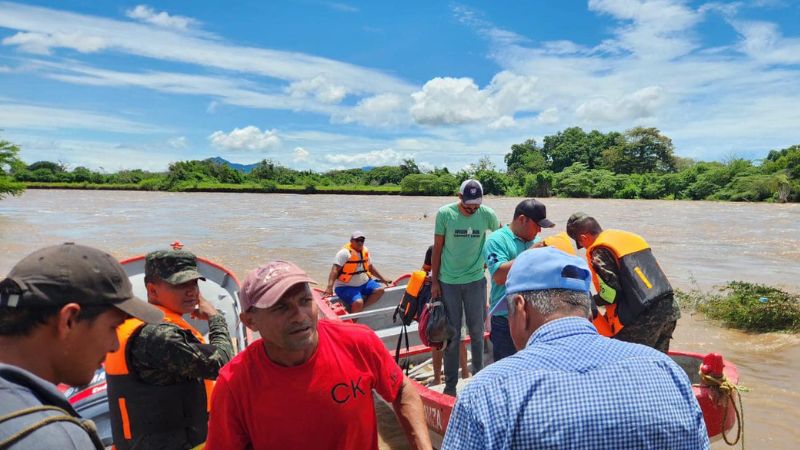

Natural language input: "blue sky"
[1,0,798,172]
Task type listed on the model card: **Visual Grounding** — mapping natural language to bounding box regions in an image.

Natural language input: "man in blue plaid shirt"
[442,247,709,450]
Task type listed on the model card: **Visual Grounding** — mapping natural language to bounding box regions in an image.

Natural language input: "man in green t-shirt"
[431,179,500,396]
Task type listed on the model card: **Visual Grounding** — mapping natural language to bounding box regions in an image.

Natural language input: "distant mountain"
[206,157,259,173]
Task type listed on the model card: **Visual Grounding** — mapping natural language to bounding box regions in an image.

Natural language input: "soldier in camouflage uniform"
[567,213,680,352]
[105,249,233,450]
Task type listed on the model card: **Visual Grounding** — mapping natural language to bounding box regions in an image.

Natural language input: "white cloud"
[0,2,414,96]
[2,31,108,55]
[286,75,347,104]
[0,65,11,73]
[537,107,560,125]
[488,116,516,130]
[0,101,164,133]
[576,85,665,124]
[8,133,189,171]
[410,71,539,126]
[206,101,218,113]
[293,147,310,161]
[31,61,341,115]
[209,126,280,151]
[410,77,492,125]
[730,19,800,64]
[323,148,413,167]
[335,93,410,127]
[125,5,198,31]
[168,136,187,149]
[588,0,702,60]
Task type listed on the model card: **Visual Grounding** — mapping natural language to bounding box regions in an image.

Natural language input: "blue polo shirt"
[483,225,538,316]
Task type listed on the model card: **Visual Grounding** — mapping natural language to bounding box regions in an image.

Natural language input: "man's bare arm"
[430,234,445,299]
[391,377,433,450]
[323,264,341,296]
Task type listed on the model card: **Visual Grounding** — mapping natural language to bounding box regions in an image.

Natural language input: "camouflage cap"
[145,249,205,285]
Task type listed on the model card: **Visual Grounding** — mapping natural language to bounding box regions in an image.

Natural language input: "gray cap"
[1,243,163,323]
[350,231,366,240]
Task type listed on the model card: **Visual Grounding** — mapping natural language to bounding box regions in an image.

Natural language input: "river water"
[1,190,798,448]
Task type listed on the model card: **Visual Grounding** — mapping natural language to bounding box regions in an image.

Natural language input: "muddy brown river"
[1,190,798,448]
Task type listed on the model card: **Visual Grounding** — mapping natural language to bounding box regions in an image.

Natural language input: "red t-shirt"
[205,319,404,449]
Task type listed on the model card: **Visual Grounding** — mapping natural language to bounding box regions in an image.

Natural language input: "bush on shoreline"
[676,281,800,333]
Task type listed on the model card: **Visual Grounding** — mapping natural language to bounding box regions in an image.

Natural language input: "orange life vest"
[587,229,673,337]
[337,243,371,283]
[543,231,576,255]
[105,305,213,449]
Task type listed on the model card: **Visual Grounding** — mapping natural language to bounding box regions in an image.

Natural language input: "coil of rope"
[698,371,747,448]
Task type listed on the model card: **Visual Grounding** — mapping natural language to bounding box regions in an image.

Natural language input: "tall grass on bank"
[676,281,800,332]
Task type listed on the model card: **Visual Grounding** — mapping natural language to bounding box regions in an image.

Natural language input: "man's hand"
[381,278,393,286]
[431,280,441,299]
[191,295,218,321]
[323,286,334,297]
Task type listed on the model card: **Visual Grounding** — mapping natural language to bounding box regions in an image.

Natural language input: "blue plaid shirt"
[442,317,709,450]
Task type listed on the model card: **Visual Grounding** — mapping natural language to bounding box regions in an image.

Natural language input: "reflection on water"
[1,190,798,448]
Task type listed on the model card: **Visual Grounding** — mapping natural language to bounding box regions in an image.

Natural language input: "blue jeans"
[441,277,487,393]
[490,315,517,362]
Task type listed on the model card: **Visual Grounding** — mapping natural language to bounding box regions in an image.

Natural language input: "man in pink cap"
[205,260,431,450]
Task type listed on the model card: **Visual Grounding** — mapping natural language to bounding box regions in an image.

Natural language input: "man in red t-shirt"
[205,260,431,450]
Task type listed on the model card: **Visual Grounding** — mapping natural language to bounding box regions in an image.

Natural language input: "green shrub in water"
[678,281,800,332]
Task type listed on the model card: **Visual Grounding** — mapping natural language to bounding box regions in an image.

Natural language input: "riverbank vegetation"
[676,281,800,332]
[0,140,25,199]
[4,127,799,202]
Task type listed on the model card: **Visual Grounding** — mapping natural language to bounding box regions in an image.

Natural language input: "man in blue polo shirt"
[442,247,709,449]
[483,199,553,362]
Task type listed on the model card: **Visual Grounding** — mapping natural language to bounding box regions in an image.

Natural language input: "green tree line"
[3,128,799,202]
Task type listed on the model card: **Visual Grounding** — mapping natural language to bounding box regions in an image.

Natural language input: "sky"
[0,0,799,173]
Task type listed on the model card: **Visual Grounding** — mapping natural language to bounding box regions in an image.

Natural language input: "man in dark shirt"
[1,243,162,449]
[105,249,233,449]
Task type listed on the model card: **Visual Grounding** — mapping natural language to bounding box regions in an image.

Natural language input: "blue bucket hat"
[489,247,591,315]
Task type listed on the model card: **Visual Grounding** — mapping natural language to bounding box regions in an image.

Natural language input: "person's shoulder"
[0,365,95,447]
[0,364,70,409]
[615,339,672,358]
[319,319,381,346]
[135,321,185,341]
[486,225,510,241]
[0,364,43,407]
[459,355,526,397]
[217,339,261,383]
[478,204,498,217]
[437,202,458,215]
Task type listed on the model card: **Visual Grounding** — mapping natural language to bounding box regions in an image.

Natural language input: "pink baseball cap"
[240,261,316,311]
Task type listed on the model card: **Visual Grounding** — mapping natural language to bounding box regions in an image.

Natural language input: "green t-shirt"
[435,202,500,284]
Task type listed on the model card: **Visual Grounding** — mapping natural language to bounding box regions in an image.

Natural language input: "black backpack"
[393,282,432,326]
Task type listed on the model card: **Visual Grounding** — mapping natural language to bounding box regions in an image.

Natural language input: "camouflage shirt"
[129,314,233,385]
